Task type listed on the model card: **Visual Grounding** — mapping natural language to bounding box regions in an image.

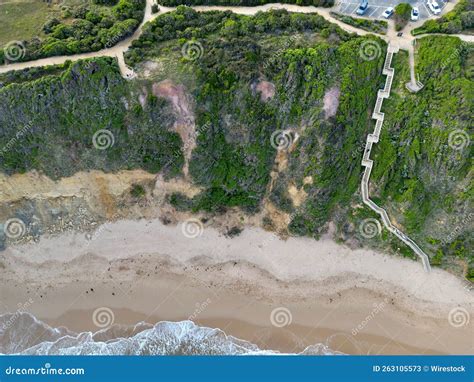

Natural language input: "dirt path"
[0,0,168,75]
[0,2,379,76]
[1,2,472,78]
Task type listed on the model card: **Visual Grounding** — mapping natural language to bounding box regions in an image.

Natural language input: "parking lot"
[335,0,449,20]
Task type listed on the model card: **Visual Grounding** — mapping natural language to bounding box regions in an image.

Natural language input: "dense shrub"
[0,0,145,64]
[0,58,183,178]
[394,3,412,31]
[413,0,474,35]
[329,12,388,34]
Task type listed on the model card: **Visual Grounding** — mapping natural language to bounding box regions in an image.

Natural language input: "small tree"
[151,3,159,13]
[394,3,412,31]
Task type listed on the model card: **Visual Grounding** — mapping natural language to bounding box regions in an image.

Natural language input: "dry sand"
[1,219,473,354]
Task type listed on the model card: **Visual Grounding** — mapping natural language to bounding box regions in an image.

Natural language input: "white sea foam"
[0,312,342,355]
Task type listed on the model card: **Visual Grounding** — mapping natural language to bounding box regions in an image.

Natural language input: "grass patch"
[0,0,61,46]
[0,0,145,63]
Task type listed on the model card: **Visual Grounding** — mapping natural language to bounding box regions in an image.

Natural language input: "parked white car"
[356,0,369,15]
[427,0,441,15]
[382,7,394,18]
[411,6,420,21]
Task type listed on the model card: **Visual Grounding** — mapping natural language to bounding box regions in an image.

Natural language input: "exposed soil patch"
[323,86,340,119]
[288,183,307,208]
[262,200,292,236]
[152,80,196,177]
[255,80,276,102]
[138,86,148,108]
[141,61,161,78]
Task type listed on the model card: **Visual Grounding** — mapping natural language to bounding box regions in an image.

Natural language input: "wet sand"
[1,219,473,354]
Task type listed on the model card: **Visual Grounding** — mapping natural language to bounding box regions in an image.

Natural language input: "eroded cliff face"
[0,170,177,247]
[0,168,300,251]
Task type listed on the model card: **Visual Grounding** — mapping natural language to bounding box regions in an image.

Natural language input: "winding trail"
[1,2,472,78]
[1,2,472,271]
[0,2,381,76]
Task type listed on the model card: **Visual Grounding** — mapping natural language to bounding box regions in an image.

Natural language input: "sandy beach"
[1,218,472,354]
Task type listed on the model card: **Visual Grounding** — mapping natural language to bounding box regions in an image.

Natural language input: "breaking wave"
[0,312,343,355]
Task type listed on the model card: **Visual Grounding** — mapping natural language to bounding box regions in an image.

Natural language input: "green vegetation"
[0,57,183,178]
[329,12,388,35]
[0,0,61,47]
[0,0,145,64]
[130,183,146,198]
[371,36,473,275]
[1,8,471,278]
[127,7,384,213]
[413,0,474,35]
[394,3,412,31]
[160,0,333,6]
[0,61,72,85]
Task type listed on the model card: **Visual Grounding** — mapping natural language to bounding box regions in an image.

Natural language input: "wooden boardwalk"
[360,45,431,273]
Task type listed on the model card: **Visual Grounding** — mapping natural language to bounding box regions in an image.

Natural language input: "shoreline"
[1,218,473,354]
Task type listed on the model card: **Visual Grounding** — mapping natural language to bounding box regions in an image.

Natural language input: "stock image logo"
[448,307,470,328]
[181,40,204,61]
[448,129,470,151]
[270,130,293,150]
[270,307,292,328]
[92,307,115,328]
[359,40,381,62]
[4,41,26,62]
[3,218,26,239]
[359,218,381,239]
[181,218,204,239]
[92,129,115,150]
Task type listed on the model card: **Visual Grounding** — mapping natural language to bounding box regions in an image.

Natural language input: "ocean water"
[0,312,343,355]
